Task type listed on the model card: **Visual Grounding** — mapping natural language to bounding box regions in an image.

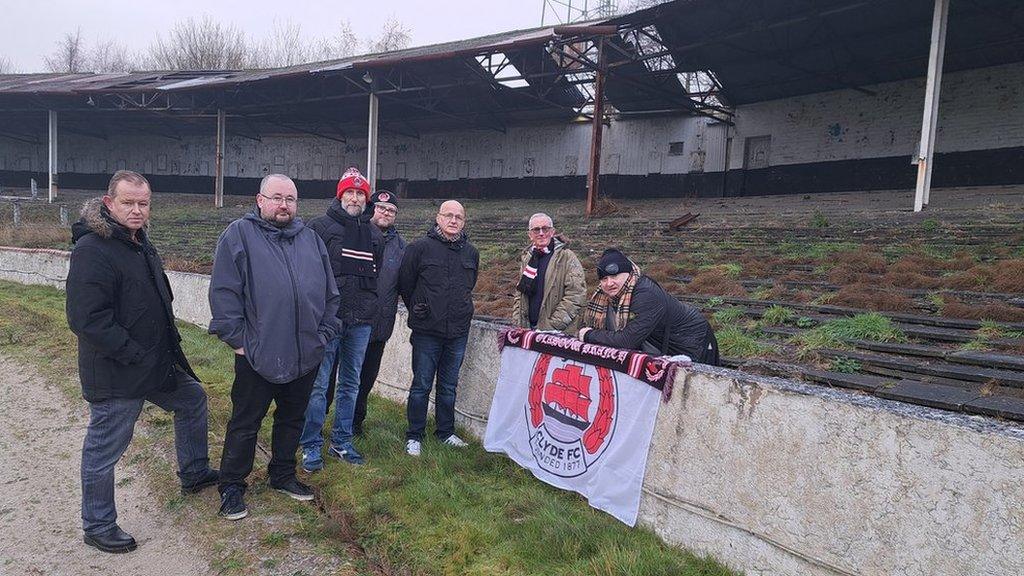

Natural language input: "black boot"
[181,468,220,494]
[84,525,137,554]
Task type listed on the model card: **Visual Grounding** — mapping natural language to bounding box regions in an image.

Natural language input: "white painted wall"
[728,61,1024,169]
[1,62,1021,181]
[2,245,1023,576]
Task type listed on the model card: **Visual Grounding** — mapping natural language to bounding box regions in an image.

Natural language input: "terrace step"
[818,349,1024,389]
[875,381,983,412]
[732,359,1024,423]
[682,293,1024,332]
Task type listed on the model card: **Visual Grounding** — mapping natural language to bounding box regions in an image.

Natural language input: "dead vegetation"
[0,225,70,249]
[829,284,915,312]
[683,268,747,297]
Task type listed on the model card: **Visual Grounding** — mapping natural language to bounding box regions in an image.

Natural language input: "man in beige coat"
[511,213,587,333]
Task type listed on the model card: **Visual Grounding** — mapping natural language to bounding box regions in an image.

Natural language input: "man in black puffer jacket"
[299,167,383,470]
[397,200,479,457]
[66,171,217,554]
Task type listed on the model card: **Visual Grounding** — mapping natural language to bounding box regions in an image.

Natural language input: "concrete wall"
[2,245,1022,576]
[728,61,1024,170]
[2,62,1021,191]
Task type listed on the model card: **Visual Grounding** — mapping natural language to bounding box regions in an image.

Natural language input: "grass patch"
[0,280,735,576]
[716,327,770,358]
[828,357,862,374]
[794,312,905,353]
[711,306,746,328]
[759,305,794,326]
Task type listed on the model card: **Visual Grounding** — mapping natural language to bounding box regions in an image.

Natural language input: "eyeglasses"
[259,193,297,206]
[438,212,465,222]
[528,226,552,235]
[375,205,397,215]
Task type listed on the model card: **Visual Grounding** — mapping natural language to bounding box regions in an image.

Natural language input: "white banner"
[484,346,662,526]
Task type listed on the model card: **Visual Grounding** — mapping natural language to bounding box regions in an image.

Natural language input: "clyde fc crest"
[525,353,618,478]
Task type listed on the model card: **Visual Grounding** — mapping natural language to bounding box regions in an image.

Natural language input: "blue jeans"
[406,333,468,442]
[300,322,371,451]
[81,369,209,536]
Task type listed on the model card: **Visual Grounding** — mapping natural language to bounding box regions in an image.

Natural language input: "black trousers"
[353,340,387,433]
[219,354,317,492]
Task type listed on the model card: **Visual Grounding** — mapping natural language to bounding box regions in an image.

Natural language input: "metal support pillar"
[47,110,57,203]
[585,40,607,218]
[215,109,226,208]
[914,0,949,212]
[366,92,380,193]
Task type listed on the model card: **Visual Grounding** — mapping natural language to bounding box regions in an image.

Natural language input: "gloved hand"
[412,303,430,319]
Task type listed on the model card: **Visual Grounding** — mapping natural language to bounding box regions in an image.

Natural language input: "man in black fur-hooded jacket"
[66,171,217,554]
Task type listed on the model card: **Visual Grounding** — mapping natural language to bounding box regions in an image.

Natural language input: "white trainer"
[405,439,421,457]
[442,434,469,448]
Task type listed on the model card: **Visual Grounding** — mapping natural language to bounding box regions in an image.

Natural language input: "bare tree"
[148,16,253,70]
[90,39,135,72]
[254,19,309,68]
[0,56,15,74]
[44,28,88,73]
[310,20,361,61]
[367,16,411,54]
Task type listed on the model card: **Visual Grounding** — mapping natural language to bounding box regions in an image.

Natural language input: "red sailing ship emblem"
[526,354,617,477]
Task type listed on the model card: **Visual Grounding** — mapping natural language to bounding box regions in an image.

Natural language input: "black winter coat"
[307,200,384,326]
[66,199,197,402]
[583,276,719,365]
[398,227,479,339]
[369,226,407,343]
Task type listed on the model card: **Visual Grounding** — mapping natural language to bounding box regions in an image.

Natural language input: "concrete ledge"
[2,246,1022,576]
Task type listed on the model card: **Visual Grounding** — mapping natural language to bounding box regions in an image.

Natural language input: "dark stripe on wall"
[2,146,1021,200]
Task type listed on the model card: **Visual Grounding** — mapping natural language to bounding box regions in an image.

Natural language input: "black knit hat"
[371,189,398,209]
[596,248,633,279]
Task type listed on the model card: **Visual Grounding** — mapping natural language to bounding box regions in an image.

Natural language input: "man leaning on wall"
[208,173,340,521]
[66,170,218,553]
[511,212,586,334]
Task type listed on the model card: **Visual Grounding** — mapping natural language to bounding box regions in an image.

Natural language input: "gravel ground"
[0,354,212,576]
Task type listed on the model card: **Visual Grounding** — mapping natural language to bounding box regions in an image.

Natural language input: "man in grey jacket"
[209,174,340,521]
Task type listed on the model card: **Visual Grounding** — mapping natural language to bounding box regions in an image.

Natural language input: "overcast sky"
[1,0,562,72]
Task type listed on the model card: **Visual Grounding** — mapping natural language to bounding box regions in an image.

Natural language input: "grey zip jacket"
[209,210,341,384]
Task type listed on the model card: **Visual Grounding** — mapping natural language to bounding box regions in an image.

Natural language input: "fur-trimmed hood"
[71,197,147,244]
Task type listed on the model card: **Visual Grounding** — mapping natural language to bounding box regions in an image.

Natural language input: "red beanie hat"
[336,167,371,201]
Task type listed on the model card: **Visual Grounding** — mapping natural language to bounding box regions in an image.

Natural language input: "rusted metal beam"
[585,39,607,219]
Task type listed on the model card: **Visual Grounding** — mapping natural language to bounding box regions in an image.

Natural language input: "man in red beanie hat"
[300,167,383,469]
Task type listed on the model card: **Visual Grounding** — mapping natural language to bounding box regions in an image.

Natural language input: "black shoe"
[181,468,220,495]
[218,486,248,520]
[84,526,137,554]
[271,477,314,502]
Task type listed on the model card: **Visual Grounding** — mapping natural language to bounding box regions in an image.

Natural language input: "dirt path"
[0,354,212,576]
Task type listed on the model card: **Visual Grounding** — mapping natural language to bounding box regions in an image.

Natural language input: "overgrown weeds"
[793,312,905,354]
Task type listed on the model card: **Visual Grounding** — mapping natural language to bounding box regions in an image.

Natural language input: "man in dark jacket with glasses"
[397,200,479,457]
[209,174,340,521]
